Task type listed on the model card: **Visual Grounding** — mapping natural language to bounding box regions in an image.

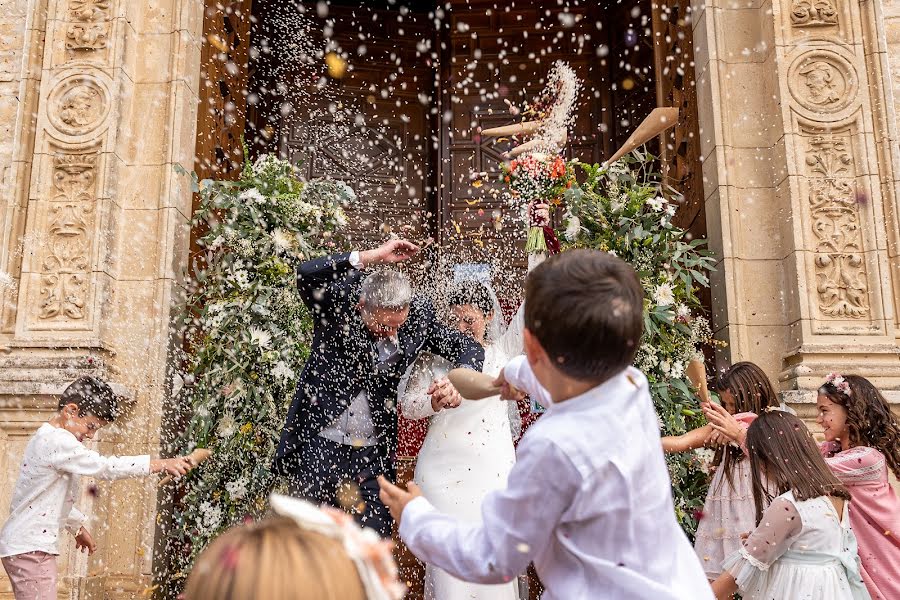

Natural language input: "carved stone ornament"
[38,153,97,321]
[788,52,857,115]
[48,77,109,136]
[66,0,111,52]
[805,136,869,319]
[790,0,838,27]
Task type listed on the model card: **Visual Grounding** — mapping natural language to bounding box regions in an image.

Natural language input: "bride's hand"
[427,378,462,412]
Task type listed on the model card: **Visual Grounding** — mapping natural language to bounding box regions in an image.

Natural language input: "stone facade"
[693,0,900,415]
[0,0,203,597]
[0,0,898,597]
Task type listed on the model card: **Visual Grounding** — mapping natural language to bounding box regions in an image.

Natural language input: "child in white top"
[379,250,714,600]
[0,376,195,600]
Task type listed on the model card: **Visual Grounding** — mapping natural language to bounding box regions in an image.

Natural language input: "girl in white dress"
[398,262,538,600]
[711,410,871,600]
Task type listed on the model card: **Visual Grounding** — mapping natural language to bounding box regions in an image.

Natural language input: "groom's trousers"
[287,435,394,538]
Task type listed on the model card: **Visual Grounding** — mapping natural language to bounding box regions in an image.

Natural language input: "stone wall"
[692,0,900,408]
[0,1,203,597]
[1,0,900,597]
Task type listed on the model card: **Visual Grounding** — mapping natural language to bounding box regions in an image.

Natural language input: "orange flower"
[509,160,518,172]
[550,157,566,178]
[504,176,510,183]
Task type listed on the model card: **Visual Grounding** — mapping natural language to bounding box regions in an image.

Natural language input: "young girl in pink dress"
[817,373,900,600]
[661,362,780,580]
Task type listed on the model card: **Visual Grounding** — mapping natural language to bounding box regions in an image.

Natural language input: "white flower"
[660,360,672,375]
[693,448,716,474]
[271,361,295,382]
[233,269,250,289]
[654,283,675,306]
[209,235,226,249]
[676,304,691,319]
[564,216,582,241]
[199,501,223,530]
[665,203,677,217]
[217,414,237,438]
[334,208,348,228]
[647,196,667,212]
[606,249,618,257]
[225,477,249,500]
[671,361,685,379]
[249,327,272,349]
[239,187,266,205]
[271,228,294,251]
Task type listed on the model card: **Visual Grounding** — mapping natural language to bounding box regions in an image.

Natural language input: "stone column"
[693,0,900,406]
[0,1,204,598]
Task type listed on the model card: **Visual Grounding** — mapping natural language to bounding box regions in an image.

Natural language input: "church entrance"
[193,1,702,597]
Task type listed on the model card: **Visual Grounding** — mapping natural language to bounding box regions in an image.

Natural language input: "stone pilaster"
[0,1,204,598]
[694,0,900,402]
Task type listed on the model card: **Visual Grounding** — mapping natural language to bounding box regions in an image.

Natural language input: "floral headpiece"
[824,372,851,396]
[269,494,406,600]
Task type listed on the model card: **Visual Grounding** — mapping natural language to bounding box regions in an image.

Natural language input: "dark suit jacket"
[273,252,484,476]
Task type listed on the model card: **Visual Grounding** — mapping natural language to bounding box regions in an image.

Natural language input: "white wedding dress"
[398,308,525,600]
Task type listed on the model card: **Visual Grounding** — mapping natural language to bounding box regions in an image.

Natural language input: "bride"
[398,255,542,600]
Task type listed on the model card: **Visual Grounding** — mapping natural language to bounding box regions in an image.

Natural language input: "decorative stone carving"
[805,136,869,318]
[47,76,109,136]
[790,0,838,27]
[65,0,111,52]
[38,153,97,321]
[788,52,857,115]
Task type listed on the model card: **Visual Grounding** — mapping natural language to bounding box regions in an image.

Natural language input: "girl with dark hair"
[710,411,870,600]
[661,362,779,580]
[817,373,900,600]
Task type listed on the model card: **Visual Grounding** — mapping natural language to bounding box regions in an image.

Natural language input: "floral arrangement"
[500,153,575,252]
[560,151,718,535]
[162,153,353,593]
[824,372,851,396]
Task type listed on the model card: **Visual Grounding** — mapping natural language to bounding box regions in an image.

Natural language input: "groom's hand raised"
[359,239,419,267]
[377,476,422,525]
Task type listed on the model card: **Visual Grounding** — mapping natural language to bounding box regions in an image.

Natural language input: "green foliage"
[560,152,718,535]
[165,156,353,587]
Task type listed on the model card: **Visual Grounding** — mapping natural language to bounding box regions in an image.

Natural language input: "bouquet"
[501,152,575,253]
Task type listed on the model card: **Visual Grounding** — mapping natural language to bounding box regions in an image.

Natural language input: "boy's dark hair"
[524,249,643,383]
[447,280,495,316]
[59,376,120,422]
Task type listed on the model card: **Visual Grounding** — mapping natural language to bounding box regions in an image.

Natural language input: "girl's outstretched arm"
[662,423,714,453]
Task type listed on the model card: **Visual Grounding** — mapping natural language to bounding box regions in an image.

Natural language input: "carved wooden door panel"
[248,3,435,250]
[652,0,706,235]
[438,0,606,297]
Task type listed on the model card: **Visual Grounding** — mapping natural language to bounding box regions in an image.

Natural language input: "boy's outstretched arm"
[498,355,552,409]
[380,435,577,584]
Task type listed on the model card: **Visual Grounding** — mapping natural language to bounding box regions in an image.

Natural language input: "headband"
[269,494,406,600]
[824,372,851,396]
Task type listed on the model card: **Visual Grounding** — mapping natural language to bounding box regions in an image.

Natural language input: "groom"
[274,239,484,537]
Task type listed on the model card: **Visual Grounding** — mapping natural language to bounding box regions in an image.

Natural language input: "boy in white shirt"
[379,249,714,599]
[0,376,195,600]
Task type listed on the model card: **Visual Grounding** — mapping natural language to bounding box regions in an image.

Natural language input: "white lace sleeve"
[492,253,544,361]
[723,496,802,593]
[398,353,452,420]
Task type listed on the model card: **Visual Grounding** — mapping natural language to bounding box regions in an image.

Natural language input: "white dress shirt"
[319,335,400,447]
[399,356,714,600]
[0,423,150,557]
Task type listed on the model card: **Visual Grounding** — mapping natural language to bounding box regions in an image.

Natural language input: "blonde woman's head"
[183,516,366,600]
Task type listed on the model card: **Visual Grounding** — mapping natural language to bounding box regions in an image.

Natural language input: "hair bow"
[269,494,406,600]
